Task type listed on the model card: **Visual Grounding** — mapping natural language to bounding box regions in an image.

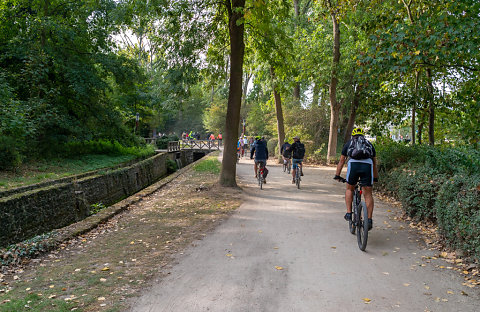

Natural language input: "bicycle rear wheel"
[258,167,263,189]
[287,162,291,174]
[296,171,300,189]
[356,202,368,251]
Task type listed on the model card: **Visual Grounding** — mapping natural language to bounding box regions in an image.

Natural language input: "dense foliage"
[376,139,480,260]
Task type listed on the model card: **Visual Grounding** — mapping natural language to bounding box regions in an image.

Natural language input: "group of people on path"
[237,135,254,158]
[181,132,222,145]
[249,128,379,231]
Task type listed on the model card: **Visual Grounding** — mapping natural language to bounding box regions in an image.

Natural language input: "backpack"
[347,136,373,160]
[293,142,305,159]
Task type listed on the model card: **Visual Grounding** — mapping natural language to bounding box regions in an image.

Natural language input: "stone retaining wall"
[0,152,179,247]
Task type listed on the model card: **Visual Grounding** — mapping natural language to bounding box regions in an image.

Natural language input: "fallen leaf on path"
[100,278,107,282]
[382,272,389,275]
[331,246,336,249]
[463,270,469,274]
[65,296,77,301]
[461,291,468,296]
[362,298,371,303]
[275,266,283,270]
[226,254,233,257]
[403,283,410,287]
[274,247,279,249]
[101,267,110,271]
[424,286,430,290]
[97,297,106,301]
[49,285,54,288]
[48,295,56,299]
[446,290,454,294]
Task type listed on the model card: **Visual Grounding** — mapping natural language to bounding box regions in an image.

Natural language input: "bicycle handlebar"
[334,175,347,183]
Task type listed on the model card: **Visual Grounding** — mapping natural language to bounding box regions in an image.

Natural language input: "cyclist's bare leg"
[254,162,258,177]
[345,184,354,213]
[363,186,374,218]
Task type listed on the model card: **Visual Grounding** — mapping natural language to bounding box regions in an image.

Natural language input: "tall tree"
[219,0,246,187]
[325,0,341,163]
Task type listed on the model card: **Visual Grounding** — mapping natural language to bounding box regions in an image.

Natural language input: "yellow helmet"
[352,128,365,136]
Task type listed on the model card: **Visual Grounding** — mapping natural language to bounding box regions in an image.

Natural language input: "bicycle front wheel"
[356,202,369,251]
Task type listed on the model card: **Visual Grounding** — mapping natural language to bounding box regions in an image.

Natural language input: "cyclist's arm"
[335,155,347,176]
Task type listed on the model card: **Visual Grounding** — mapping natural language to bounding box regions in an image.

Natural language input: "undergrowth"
[375,138,480,262]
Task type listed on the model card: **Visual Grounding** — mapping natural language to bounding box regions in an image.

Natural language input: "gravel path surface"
[130,158,480,312]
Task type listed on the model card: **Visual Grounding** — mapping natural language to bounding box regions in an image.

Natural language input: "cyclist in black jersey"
[334,128,379,230]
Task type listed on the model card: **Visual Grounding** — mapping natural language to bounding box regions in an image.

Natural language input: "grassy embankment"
[0,153,242,312]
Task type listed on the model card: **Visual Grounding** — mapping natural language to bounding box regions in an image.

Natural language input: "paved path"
[130,158,480,311]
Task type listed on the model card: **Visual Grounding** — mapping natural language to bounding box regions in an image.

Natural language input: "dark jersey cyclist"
[290,136,305,183]
[334,128,379,230]
[281,140,292,166]
[250,136,269,182]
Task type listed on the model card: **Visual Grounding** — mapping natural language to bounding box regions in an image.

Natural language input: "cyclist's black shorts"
[346,161,373,187]
[255,159,266,166]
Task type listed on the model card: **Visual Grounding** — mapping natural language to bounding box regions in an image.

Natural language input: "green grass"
[0,293,75,312]
[193,156,221,174]
[0,154,140,191]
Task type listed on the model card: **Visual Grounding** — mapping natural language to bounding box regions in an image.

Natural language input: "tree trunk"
[326,10,341,164]
[270,67,285,161]
[219,0,246,187]
[293,0,300,16]
[426,68,435,146]
[412,71,419,145]
[344,87,360,142]
[312,82,320,107]
[418,121,424,145]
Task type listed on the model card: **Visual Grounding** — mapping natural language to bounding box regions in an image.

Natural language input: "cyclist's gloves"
[334,175,342,181]
[373,177,379,183]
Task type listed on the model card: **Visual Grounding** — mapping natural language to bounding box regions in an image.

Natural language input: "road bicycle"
[339,177,368,251]
[257,161,266,190]
[283,158,291,174]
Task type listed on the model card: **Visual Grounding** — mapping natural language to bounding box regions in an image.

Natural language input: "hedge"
[375,138,480,261]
